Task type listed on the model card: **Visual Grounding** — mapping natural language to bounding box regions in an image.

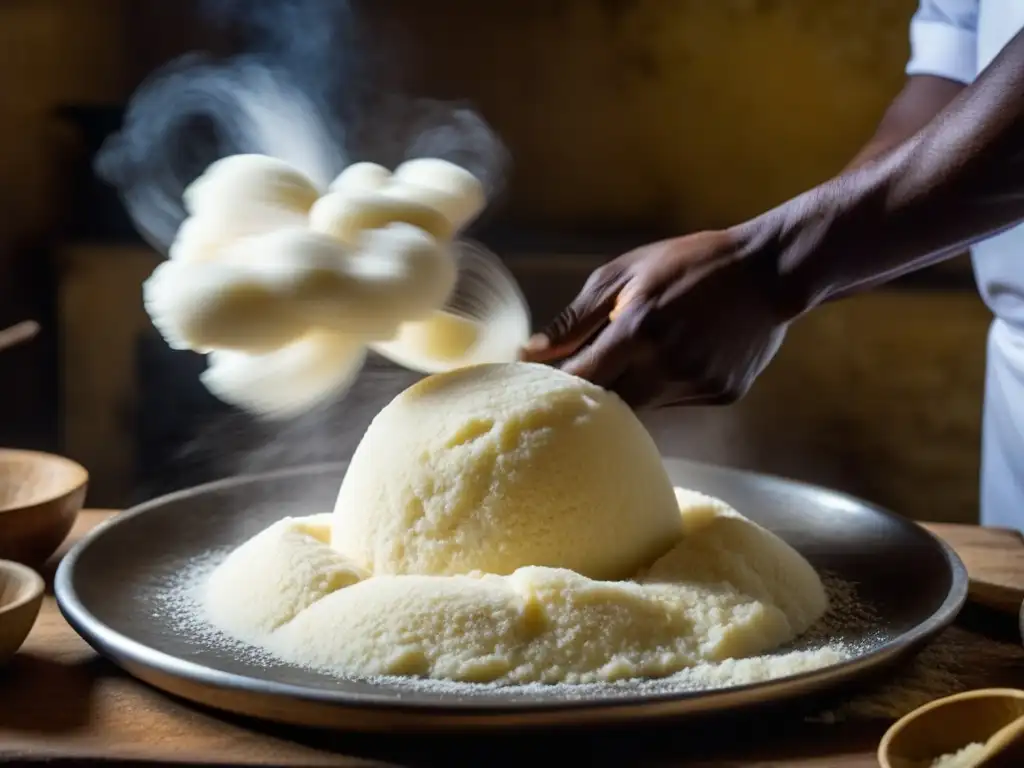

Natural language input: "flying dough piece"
[143,259,309,353]
[185,155,321,214]
[370,240,531,374]
[183,154,320,238]
[300,224,457,340]
[309,191,454,245]
[376,184,470,238]
[168,216,229,262]
[148,223,456,359]
[202,330,368,418]
[327,162,391,195]
[142,154,493,419]
[371,308,522,374]
[225,225,455,341]
[153,230,350,353]
[392,158,486,232]
[348,223,458,323]
[218,228,404,340]
[221,227,350,280]
[379,312,481,364]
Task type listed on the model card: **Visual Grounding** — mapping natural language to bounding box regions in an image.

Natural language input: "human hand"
[519,229,794,408]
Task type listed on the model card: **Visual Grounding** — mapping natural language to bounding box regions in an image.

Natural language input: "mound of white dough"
[333,362,684,580]
[143,155,528,418]
[204,363,829,685]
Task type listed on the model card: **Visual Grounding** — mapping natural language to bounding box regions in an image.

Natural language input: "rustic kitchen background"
[0,0,987,523]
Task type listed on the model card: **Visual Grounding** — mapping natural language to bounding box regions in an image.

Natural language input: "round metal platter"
[55,460,968,731]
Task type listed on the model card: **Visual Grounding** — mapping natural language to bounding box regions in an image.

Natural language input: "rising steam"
[96,56,344,251]
[96,0,509,253]
[103,0,516,492]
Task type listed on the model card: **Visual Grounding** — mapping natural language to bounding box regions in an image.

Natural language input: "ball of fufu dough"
[331,362,684,580]
[182,155,320,238]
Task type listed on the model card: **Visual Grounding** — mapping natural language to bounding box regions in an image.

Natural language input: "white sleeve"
[906,0,979,84]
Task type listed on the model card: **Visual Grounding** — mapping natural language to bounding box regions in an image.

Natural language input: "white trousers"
[980,319,1024,531]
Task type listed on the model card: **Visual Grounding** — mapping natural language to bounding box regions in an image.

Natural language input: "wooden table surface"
[2,510,1024,767]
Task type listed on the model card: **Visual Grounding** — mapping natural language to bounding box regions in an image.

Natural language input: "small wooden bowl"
[0,449,88,565]
[0,559,44,663]
[879,688,1024,768]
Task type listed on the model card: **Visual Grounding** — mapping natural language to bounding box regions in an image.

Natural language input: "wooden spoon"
[878,688,1024,767]
[0,321,40,353]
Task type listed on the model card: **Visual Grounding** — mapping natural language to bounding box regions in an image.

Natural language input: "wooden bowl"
[0,449,88,565]
[878,688,1024,768]
[0,559,44,663]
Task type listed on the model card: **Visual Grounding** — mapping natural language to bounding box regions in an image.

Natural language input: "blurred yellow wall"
[0,0,128,248]
[366,0,917,231]
[0,0,920,247]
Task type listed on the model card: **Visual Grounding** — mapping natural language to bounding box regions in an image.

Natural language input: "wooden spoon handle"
[0,321,41,352]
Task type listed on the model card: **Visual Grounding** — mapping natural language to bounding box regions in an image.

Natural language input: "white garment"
[907,0,1024,529]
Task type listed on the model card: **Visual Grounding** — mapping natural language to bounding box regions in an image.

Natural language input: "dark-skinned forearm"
[746,28,1024,317]
[824,75,966,301]
[842,75,965,172]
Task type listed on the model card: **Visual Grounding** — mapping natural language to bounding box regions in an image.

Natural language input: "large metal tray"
[55,460,967,731]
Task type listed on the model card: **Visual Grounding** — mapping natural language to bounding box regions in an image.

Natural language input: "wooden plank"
[927,522,1024,616]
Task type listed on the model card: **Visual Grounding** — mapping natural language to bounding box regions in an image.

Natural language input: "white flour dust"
[151,547,1012,721]
[153,548,891,701]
